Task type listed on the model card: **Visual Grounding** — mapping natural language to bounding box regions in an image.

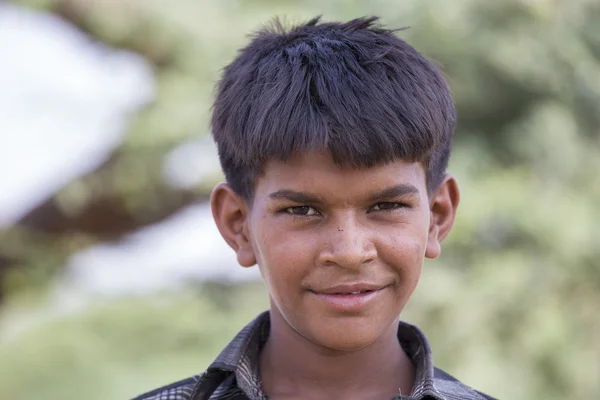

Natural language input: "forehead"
[254,151,427,199]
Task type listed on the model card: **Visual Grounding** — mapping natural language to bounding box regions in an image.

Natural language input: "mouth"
[309,283,389,312]
[319,289,375,295]
[333,290,373,295]
[312,283,387,295]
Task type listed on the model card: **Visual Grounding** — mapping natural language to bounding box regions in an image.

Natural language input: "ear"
[210,183,257,267]
[425,174,460,259]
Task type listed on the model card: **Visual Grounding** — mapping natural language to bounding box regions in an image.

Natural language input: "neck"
[259,310,415,400]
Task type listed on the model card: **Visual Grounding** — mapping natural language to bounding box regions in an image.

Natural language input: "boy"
[134,16,496,400]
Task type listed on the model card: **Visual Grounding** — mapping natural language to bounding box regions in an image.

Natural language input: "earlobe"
[210,183,257,267]
[425,226,441,259]
[425,174,460,259]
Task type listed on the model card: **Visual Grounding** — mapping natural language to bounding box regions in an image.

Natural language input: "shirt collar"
[204,311,445,400]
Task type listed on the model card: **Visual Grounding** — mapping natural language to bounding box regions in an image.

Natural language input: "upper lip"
[312,283,387,294]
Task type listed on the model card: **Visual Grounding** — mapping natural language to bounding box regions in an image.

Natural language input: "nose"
[317,214,377,269]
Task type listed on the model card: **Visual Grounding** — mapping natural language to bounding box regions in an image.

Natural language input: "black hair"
[211,16,456,200]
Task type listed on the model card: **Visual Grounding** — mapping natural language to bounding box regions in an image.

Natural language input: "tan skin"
[211,151,460,400]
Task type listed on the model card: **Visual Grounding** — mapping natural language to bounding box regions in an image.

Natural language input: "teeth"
[332,290,368,295]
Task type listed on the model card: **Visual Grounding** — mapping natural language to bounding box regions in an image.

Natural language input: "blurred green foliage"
[0,282,269,400]
[2,0,600,399]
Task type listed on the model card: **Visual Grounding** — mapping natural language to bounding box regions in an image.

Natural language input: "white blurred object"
[0,4,255,297]
[0,3,155,226]
[163,136,222,189]
[65,203,261,295]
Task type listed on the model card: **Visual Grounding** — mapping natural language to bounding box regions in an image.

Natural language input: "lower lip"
[311,288,386,312]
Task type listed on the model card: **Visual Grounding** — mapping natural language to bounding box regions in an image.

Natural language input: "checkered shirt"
[132,312,496,400]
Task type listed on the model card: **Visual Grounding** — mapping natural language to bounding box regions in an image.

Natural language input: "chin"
[306,322,387,352]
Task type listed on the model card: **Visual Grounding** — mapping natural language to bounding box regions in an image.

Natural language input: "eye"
[284,206,319,216]
[370,202,406,212]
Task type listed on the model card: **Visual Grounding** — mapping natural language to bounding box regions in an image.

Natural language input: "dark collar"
[197,311,446,400]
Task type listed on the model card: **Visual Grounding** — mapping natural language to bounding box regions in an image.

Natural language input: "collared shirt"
[133,312,496,400]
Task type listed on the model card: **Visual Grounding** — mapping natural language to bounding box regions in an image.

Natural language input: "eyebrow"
[268,184,420,204]
[366,184,420,202]
[268,190,322,204]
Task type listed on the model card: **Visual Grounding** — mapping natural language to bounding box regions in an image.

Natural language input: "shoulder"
[131,375,201,400]
[433,367,498,400]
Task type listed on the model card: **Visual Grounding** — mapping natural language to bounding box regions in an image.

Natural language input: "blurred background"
[0,0,599,399]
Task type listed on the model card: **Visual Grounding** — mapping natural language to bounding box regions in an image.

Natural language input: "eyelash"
[370,202,408,212]
[281,206,318,217]
[280,202,408,218]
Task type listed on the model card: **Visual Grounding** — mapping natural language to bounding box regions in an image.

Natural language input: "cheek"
[384,228,428,277]
[251,221,315,293]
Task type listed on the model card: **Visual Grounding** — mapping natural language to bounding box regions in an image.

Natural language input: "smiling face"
[211,150,459,352]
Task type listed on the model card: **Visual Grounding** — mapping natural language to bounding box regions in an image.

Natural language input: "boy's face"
[212,151,458,351]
